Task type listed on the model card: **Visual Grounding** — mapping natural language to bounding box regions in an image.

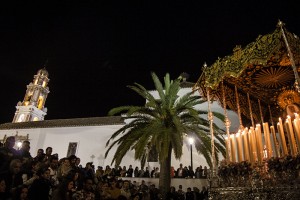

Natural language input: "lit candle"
[255,124,263,162]
[263,123,273,158]
[278,118,288,155]
[247,128,255,164]
[293,118,300,152]
[236,131,243,162]
[250,127,258,163]
[230,134,236,162]
[242,129,250,161]
[285,116,297,156]
[287,116,297,152]
[295,113,300,143]
[295,113,300,121]
[270,126,279,157]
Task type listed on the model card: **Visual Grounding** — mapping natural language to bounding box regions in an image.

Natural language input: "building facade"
[0,68,239,169]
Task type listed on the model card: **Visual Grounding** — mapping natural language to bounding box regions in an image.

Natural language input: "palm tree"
[105,72,225,199]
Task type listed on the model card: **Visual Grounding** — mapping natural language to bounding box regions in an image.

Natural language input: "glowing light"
[17,142,22,148]
[188,137,194,145]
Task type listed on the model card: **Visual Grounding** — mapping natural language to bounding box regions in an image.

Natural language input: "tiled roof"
[0,116,125,130]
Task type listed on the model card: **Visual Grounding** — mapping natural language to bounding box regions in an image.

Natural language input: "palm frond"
[212,111,225,121]
[128,84,158,106]
[151,72,165,102]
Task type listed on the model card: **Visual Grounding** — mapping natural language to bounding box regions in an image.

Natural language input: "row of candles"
[225,113,300,164]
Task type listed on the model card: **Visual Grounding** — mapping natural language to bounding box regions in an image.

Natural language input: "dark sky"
[0,1,299,123]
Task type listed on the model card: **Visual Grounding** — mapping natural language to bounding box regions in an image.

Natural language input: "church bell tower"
[13,68,50,123]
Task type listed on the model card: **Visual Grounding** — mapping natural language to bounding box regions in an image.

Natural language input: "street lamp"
[17,141,22,150]
[188,137,194,171]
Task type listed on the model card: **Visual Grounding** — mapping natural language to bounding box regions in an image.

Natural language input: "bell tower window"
[38,97,44,109]
[17,114,25,122]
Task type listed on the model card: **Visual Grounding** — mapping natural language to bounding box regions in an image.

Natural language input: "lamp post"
[188,137,194,171]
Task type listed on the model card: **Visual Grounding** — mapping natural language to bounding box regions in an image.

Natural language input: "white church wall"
[0,124,213,170]
[0,125,139,168]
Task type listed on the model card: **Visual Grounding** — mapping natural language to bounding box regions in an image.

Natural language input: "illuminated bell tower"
[13,68,50,123]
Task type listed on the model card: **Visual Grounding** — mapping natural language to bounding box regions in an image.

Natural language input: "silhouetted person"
[0,136,18,172]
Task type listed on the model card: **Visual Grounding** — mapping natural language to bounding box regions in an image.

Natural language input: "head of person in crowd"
[61,157,71,169]
[85,162,94,171]
[83,177,94,193]
[170,186,176,193]
[75,157,81,167]
[0,177,6,193]
[67,169,81,183]
[35,148,45,162]
[67,179,75,192]
[18,141,32,167]
[105,165,111,171]
[15,185,29,200]
[45,147,52,156]
[178,184,183,191]
[10,159,22,175]
[30,160,40,174]
[193,187,200,193]
[68,155,77,167]
[52,178,75,200]
[97,166,103,171]
[58,157,64,165]
[149,184,158,193]
[95,181,103,193]
[101,181,111,194]
[59,177,74,192]
[21,141,30,152]
[49,155,59,170]
[37,167,50,180]
[37,148,44,156]
[122,180,130,190]
[4,136,15,149]
[0,177,9,199]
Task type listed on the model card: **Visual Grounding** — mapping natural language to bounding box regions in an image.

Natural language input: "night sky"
[0,1,299,123]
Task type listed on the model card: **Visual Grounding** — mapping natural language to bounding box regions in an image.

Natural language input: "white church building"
[0,68,239,169]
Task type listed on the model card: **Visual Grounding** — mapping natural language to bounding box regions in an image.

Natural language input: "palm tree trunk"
[159,146,172,200]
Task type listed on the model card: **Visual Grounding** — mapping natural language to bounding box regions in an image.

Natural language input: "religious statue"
[278,90,300,120]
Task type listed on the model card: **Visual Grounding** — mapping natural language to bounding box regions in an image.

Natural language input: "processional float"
[193,21,300,199]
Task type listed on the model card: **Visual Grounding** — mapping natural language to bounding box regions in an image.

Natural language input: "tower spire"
[12,67,50,123]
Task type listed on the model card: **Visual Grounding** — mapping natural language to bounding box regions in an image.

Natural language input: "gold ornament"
[277,90,300,109]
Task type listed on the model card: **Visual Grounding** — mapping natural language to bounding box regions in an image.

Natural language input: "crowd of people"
[0,136,209,200]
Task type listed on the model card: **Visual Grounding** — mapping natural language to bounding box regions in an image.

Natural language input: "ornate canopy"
[193,21,300,126]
